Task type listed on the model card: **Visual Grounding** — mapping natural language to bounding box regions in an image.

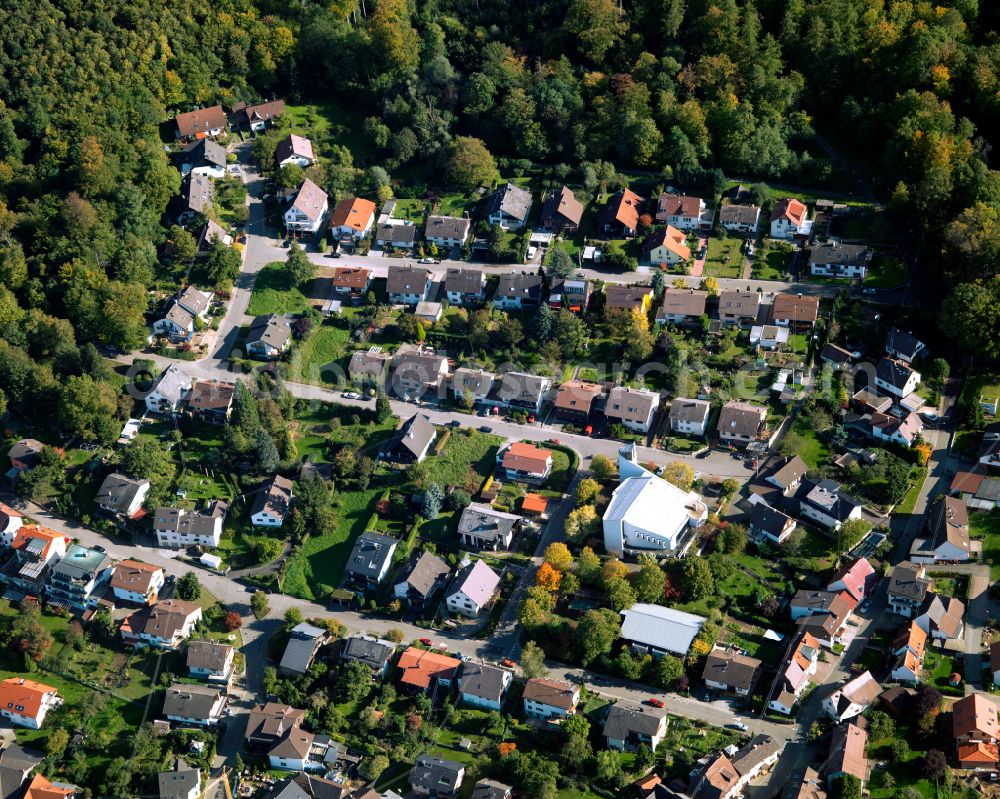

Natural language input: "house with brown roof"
[598,189,645,237]
[770,198,808,239]
[234,99,286,132]
[604,387,661,433]
[553,380,605,425]
[772,293,819,329]
[688,752,740,799]
[825,721,868,788]
[717,289,761,326]
[953,693,999,768]
[187,640,235,683]
[643,226,691,266]
[251,475,294,528]
[7,439,44,472]
[174,105,227,140]
[717,401,768,448]
[656,288,708,325]
[820,343,854,369]
[349,347,391,386]
[444,268,486,306]
[110,560,164,605]
[655,194,706,230]
[822,671,881,723]
[330,267,372,302]
[915,593,965,641]
[767,632,820,715]
[120,598,202,650]
[500,443,553,483]
[911,495,971,564]
[522,678,580,720]
[605,285,654,315]
[243,702,306,756]
[702,648,761,697]
[187,379,235,425]
[541,186,584,233]
[329,197,376,240]
[719,203,761,233]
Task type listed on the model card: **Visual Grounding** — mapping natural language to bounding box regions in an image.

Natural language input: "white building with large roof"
[620,603,707,657]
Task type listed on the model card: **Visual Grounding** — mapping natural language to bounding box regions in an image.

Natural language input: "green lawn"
[963,369,1000,418]
[425,430,504,490]
[863,255,908,288]
[436,192,477,217]
[783,527,838,573]
[893,466,927,516]
[247,262,311,316]
[781,422,829,469]
[752,248,790,280]
[392,198,429,223]
[286,101,376,164]
[924,649,964,695]
[971,510,1000,579]
[291,322,352,386]
[704,236,744,278]
[789,333,809,355]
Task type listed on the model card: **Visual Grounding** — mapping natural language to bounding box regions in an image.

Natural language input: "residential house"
[655,194,705,229]
[750,325,789,350]
[327,196,376,240]
[820,343,854,369]
[445,559,500,618]
[991,641,1000,687]
[394,551,451,609]
[7,439,43,472]
[547,277,591,313]
[162,683,226,726]
[667,398,711,436]
[187,641,235,683]
[198,219,232,251]
[827,558,876,604]
[482,371,551,415]
[2,526,67,596]
[410,755,465,798]
[796,479,864,531]
[914,593,965,642]
[656,288,708,325]
[690,737,783,799]
[46,544,112,613]
[767,632,820,715]
[852,389,892,415]
[809,242,873,279]
[620,604,706,658]
[485,183,532,230]
[890,621,926,684]
[772,293,820,329]
[540,186,584,233]
[763,456,808,495]
[22,776,75,799]
[153,504,225,548]
[250,475,294,528]
[375,223,418,251]
[953,693,999,768]
[180,139,226,178]
[717,290,761,326]
[875,357,921,400]
[687,752,740,799]
[885,329,926,364]
[283,179,328,234]
[396,648,460,694]
[458,504,521,551]
[233,100,286,131]
[145,364,193,414]
[386,267,432,305]
[604,445,707,556]
[604,387,660,433]
[521,493,548,517]
[0,501,22,546]
[380,413,437,463]
[749,502,797,544]
[246,314,292,360]
[0,744,43,799]
[243,703,306,756]
[871,412,923,447]
[187,379,236,425]
[822,672,881,722]
[605,285,655,315]
[178,174,214,225]
[887,562,932,617]
[825,722,868,789]
[493,272,543,310]
[451,368,494,405]
[349,348,391,387]
[603,701,668,752]
[769,198,808,239]
[458,663,512,711]
[94,472,150,518]
[173,105,226,140]
[522,678,580,720]
[470,780,512,799]
[153,290,208,342]
[344,533,398,590]
[719,204,761,233]
[553,380,604,425]
[598,189,645,237]
[444,269,485,306]
[275,135,315,168]
[789,590,854,648]
[642,226,691,267]
[158,760,201,799]
[717,401,768,448]
[109,560,164,605]
[120,599,202,649]
[911,495,970,563]
[499,442,553,483]
[279,623,328,677]
[340,636,396,678]
[701,648,762,696]
[0,678,61,729]
[424,215,471,248]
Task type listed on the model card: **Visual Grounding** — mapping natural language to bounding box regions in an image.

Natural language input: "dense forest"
[0,0,999,441]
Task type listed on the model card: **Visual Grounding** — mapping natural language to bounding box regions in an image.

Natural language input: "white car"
[417,257,439,264]
[342,391,361,400]
[526,246,537,261]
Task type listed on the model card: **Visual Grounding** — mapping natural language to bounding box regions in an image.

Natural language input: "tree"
[286,241,315,287]
[912,684,942,720]
[176,571,201,601]
[633,555,666,603]
[375,391,393,423]
[368,754,390,779]
[721,478,740,497]
[830,774,861,799]
[590,455,616,480]
[595,748,624,786]
[837,518,870,553]
[224,611,243,631]
[576,546,602,585]
[536,562,562,592]
[255,537,283,563]
[601,558,629,586]
[922,750,947,779]
[699,276,720,296]
[606,577,637,611]
[337,660,373,702]
[651,269,665,296]
[204,237,241,287]
[940,280,1000,358]
[256,430,280,473]
[445,137,497,191]
[682,556,715,600]
[547,247,576,279]
[576,608,621,665]
[660,461,695,491]
[7,605,53,662]
[251,590,270,619]
[120,437,172,480]
[656,654,684,688]
[284,607,304,628]
[719,524,748,555]
[576,478,600,505]
[867,710,895,742]
[422,483,444,519]
[521,640,548,679]
[58,374,119,442]
[543,542,573,571]
[46,727,70,759]
[565,0,622,65]
[565,505,599,545]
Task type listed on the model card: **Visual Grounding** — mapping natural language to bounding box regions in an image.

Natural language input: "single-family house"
[656,288,708,325]
[458,504,521,551]
[187,379,236,425]
[825,722,868,789]
[701,648,761,696]
[153,504,225,548]
[174,105,227,140]
[820,343,854,369]
[540,186,584,233]
[522,678,580,720]
[717,290,761,326]
[809,242,873,279]
[458,663,512,711]
[822,671,881,722]
[451,368,494,404]
[493,271,543,310]
[620,603,706,658]
[152,302,195,341]
[394,551,451,609]
[120,599,202,650]
[763,456,809,495]
[95,472,150,517]
[598,189,645,237]
[552,380,604,425]
[953,693,999,768]
[275,134,315,168]
[328,197,376,240]
[444,269,485,306]
[410,755,465,798]
[178,174,214,225]
[386,267,432,305]
[605,285,655,315]
[485,183,532,230]
[233,99,286,131]
[375,222,418,251]
[827,558,876,604]
[642,226,691,266]
[284,179,328,234]
[7,439,43,472]
[47,543,112,613]
[187,641,235,683]
[604,387,660,433]
[750,325,789,350]
[796,479,864,531]
[250,475,294,528]
[180,139,227,178]
[470,780,512,799]
[340,635,396,678]
[767,632,820,715]
[885,329,926,364]
[2,526,66,595]
[871,412,923,447]
[603,701,668,752]
[914,593,965,641]
[243,703,306,757]
[198,218,232,251]
[158,760,201,799]
[329,268,372,304]
[789,590,853,643]
[279,623,328,677]
[162,683,226,726]
[22,775,75,799]
[890,621,926,683]
[717,401,768,448]
[349,347,391,387]
[424,215,471,248]
[911,495,970,563]
[483,371,551,415]
[875,357,921,400]
[772,293,820,329]
[0,678,61,729]
[887,562,931,617]
[0,501,22,546]
[445,559,500,618]
[769,198,807,239]
[344,533,398,589]
[396,648,460,694]
[689,737,783,799]
[749,502,797,544]
[655,194,705,229]
[246,315,292,360]
[668,397,711,436]
[146,364,193,414]
[499,442,553,483]
[548,277,591,313]
[380,413,437,463]
[719,204,761,233]
[110,560,164,605]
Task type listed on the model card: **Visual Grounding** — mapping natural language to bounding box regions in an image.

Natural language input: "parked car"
[478,425,492,433]
[501,659,517,669]
[646,698,665,708]
[417,257,439,264]
[342,391,361,400]
[419,638,433,646]
[727,720,748,731]
[447,420,461,428]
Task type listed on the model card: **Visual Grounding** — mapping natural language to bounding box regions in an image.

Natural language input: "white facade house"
[458,663,513,711]
[153,506,224,548]
[667,398,711,437]
[284,178,328,234]
[110,560,165,605]
[769,198,808,239]
[275,134,315,168]
[121,599,203,650]
[162,683,226,727]
[797,480,864,531]
[875,358,921,400]
[145,364,193,414]
[603,387,660,434]
[522,679,580,720]
[0,502,23,546]
[95,473,150,518]
[250,476,293,527]
[821,671,881,723]
[445,560,501,618]
[0,678,62,729]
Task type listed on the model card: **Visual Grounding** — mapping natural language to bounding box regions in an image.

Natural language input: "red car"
[583,425,593,436]
[501,659,517,669]
[647,698,665,708]
[419,638,433,646]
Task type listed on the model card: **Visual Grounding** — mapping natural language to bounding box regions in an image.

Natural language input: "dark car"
[448,420,461,428]
[479,425,492,433]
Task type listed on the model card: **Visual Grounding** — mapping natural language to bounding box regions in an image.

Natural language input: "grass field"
[782,423,829,469]
[754,248,790,280]
[286,101,376,164]
[425,430,504,490]
[292,323,352,385]
[703,236,743,278]
[247,262,311,316]
[864,255,908,288]
[971,510,1000,579]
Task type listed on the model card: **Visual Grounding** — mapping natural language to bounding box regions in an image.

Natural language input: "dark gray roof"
[458,662,509,701]
[184,173,214,213]
[445,268,485,295]
[470,779,512,799]
[95,472,147,512]
[669,397,710,422]
[486,183,532,222]
[342,635,396,671]
[386,266,431,295]
[0,745,42,799]
[719,204,760,225]
[797,479,863,522]
[820,343,854,366]
[266,780,311,799]
[345,532,398,579]
[809,241,871,267]
[158,760,200,799]
[162,683,223,720]
[248,314,292,351]
[182,138,227,168]
[876,357,916,390]
[292,773,350,799]
[279,623,328,675]
[495,272,543,301]
[886,328,924,360]
[410,755,465,792]
[376,223,418,245]
[491,371,550,406]
[749,502,794,538]
[457,504,521,545]
[426,215,471,241]
[887,562,930,603]
[186,640,234,672]
[399,551,451,599]
[154,507,219,536]
[701,649,761,691]
[603,700,666,740]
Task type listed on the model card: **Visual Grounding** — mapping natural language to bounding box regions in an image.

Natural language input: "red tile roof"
[501,443,553,475]
[0,678,57,720]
